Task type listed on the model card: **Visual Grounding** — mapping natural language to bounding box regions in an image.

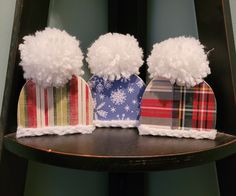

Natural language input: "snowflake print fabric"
[111,89,127,105]
[88,74,146,127]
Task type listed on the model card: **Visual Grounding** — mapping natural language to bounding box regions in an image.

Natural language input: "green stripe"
[184,87,194,128]
[172,85,181,128]
[61,86,67,125]
[56,88,62,126]
[53,87,57,125]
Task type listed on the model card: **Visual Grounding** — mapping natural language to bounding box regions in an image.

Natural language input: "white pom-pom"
[19,27,84,88]
[147,36,211,87]
[86,33,143,80]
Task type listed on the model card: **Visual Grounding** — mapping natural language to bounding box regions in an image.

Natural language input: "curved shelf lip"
[4,131,236,171]
[11,135,236,159]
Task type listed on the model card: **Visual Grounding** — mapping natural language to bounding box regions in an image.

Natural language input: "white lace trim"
[138,125,217,140]
[17,124,95,138]
[94,120,138,128]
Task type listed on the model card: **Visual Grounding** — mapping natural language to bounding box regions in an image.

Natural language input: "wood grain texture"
[4,128,236,172]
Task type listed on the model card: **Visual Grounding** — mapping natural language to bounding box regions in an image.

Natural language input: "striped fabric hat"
[17,76,95,137]
[17,28,95,137]
[138,78,217,139]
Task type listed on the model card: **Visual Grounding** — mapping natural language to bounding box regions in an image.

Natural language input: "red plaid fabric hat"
[138,78,217,139]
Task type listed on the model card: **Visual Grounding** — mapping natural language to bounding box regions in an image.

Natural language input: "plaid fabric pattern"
[140,79,216,131]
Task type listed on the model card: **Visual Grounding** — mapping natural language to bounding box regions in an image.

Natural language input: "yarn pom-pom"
[19,28,84,88]
[147,36,210,87]
[86,33,143,80]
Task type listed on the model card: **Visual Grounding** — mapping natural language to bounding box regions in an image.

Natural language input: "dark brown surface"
[195,0,236,195]
[4,128,236,172]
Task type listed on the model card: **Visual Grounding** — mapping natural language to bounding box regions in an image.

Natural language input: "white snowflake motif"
[136,80,144,88]
[104,80,113,89]
[127,86,135,94]
[132,99,137,105]
[93,99,108,119]
[99,94,105,100]
[111,89,127,105]
[110,107,116,113]
[124,105,130,112]
[96,83,104,93]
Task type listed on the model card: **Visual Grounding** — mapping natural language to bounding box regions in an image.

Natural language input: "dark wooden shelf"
[3,128,236,172]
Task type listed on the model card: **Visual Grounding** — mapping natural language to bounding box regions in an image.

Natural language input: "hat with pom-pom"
[87,33,146,128]
[17,28,95,138]
[138,36,217,139]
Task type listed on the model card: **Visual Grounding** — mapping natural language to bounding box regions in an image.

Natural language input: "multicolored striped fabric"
[17,76,93,129]
[139,78,216,131]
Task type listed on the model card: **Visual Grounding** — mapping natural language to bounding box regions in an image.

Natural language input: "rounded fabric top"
[139,77,217,140]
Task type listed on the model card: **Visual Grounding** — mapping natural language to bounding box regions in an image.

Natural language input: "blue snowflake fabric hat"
[87,33,145,128]
[89,75,145,127]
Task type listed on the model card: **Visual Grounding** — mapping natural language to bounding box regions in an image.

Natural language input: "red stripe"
[141,99,173,107]
[192,83,217,129]
[201,94,206,129]
[69,76,78,125]
[86,85,89,125]
[206,93,215,128]
[141,109,172,118]
[26,81,37,128]
[44,89,48,126]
